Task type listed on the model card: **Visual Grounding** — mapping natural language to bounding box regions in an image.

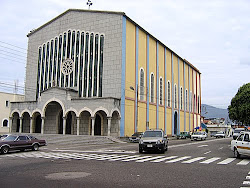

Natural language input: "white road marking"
[217,158,236,165]
[243,181,250,185]
[166,156,191,163]
[246,176,250,180]
[150,156,178,163]
[204,151,211,155]
[109,155,140,161]
[122,156,152,162]
[136,156,164,163]
[182,157,206,164]
[218,147,223,150]
[237,159,250,165]
[200,157,221,164]
[198,145,208,148]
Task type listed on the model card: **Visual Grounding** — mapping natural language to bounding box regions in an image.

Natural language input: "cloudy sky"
[0,0,249,109]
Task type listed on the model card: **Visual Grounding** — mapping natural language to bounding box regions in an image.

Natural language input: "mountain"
[201,104,230,123]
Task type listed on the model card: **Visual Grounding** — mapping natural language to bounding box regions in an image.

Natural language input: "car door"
[236,133,245,155]
[14,136,30,150]
[242,133,250,155]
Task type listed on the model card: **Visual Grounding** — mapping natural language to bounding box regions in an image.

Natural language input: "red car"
[0,135,46,154]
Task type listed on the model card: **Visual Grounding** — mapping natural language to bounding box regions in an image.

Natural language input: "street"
[0,137,249,188]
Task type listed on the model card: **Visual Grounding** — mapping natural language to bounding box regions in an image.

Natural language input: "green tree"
[228,83,250,125]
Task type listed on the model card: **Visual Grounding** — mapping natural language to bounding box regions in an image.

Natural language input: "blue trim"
[178,58,180,135]
[171,52,174,135]
[156,42,159,129]
[120,16,126,136]
[188,66,191,131]
[135,27,139,132]
[164,48,167,135]
[146,35,149,129]
[184,62,186,131]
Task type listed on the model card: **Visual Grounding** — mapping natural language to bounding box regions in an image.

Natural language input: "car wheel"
[160,148,165,154]
[1,146,9,154]
[32,144,39,151]
[234,148,240,158]
[165,145,168,151]
[20,149,25,152]
[139,147,143,154]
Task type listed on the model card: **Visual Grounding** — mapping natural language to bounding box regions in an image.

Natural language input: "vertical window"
[190,91,192,112]
[5,101,9,107]
[93,34,99,97]
[79,32,84,97]
[167,81,171,107]
[88,33,94,97]
[67,30,71,58]
[194,94,196,113]
[70,31,75,87]
[180,87,183,110]
[57,35,62,86]
[98,35,104,97]
[75,32,80,87]
[198,96,200,114]
[61,33,67,87]
[159,77,163,105]
[150,73,154,103]
[40,44,45,92]
[48,40,54,88]
[139,68,144,101]
[36,47,42,98]
[185,89,188,111]
[53,38,58,86]
[174,84,177,109]
[83,33,89,97]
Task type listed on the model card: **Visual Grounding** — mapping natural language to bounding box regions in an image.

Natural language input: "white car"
[191,132,207,141]
[231,131,250,158]
[214,131,226,138]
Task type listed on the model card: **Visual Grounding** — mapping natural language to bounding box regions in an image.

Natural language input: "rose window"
[61,59,74,75]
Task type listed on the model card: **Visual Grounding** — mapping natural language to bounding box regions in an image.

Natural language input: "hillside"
[201,104,230,123]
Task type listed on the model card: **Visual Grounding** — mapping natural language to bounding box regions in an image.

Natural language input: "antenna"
[14,79,19,94]
[86,0,93,10]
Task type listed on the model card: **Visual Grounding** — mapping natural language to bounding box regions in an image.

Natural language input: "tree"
[228,83,250,125]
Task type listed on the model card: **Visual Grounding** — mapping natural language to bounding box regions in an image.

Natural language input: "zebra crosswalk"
[1,151,249,166]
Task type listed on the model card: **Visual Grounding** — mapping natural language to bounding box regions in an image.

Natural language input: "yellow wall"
[166,109,172,135]
[159,106,165,131]
[125,99,134,136]
[173,55,178,109]
[149,105,156,129]
[138,102,146,132]
[180,111,184,132]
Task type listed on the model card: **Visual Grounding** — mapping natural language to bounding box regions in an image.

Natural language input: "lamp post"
[130,86,138,132]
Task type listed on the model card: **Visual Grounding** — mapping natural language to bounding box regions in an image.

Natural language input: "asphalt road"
[0,137,249,188]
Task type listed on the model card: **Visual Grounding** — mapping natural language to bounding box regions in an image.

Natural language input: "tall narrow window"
[74,32,80,87]
[79,32,84,97]
[167,81,171,107]
[57,35,62,86]
[40,44,45,92]
[36,47,42,98]
[98,35,104,97]
[48,40,54,88]
[159,77,163,105]
[198,96,200,114]
[180,87,183,110]
[139,68,144,101]
[194,94,196,113]
[44,42,50,90]
[88,33,94,97]
[185,89,188,111]
[53,38,58,86]
[83,33,89,97]
[174,84,177,109]
[190,91,192,112]
[93,34,99,97]
[150,73,154,103]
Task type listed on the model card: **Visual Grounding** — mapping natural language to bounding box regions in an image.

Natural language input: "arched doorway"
[79,111,91,135]
[174,111,178,135]
[35,115,42,133]
[94,114,101,135]
[44,101,63,134]
[22,112,30,133]
[66,112,72,134]
[11,112,20,133]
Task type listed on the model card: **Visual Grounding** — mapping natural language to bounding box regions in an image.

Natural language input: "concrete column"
[63,117,66,135]
[91,117,95,136]
[76,117,80,136]
[19,117,23,133]
[9,117,13,133]
[107,117,112,136]
[41,117,45,134]
[118,117,121,137]
[30,117,33,133]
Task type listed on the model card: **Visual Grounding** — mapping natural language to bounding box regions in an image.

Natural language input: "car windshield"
[234,129,243,133]
[3,135,17,141]
[143,131,162,137]
[180,132,187,134]
[217,131,224,134]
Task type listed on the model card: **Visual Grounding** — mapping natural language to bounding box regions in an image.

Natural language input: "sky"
[0,0,249,109]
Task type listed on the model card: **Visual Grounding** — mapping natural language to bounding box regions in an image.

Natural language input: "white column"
[19,117,23,133]
[91,117,95,136]
[63,117,66,135]
[30,117,33,133]
[41,117,45,134]
[77,117,80,136]
[107,117,112,136]
[9,117,13,133]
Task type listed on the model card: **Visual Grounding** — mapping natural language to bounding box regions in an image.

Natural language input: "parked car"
[231,131,250,158]
[214,131,226,138]
[191,132,207,141]
[129,132,144,143]
[0,134,10,140]
[210,131,218,137]
[0,135,46,154]
[139,129,168,153]
[233,128,245,140]
[176,131,191,139]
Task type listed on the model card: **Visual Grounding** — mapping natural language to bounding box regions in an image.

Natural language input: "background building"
[0,92,24,133]
[10,9,201,137]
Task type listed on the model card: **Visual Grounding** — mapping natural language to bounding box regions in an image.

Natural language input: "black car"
[129,132,144,143]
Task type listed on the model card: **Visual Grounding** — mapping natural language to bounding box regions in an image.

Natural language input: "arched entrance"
[58,111,63,134]
[94,114,101,135]
[34,113,42,133]
[65,111,77,135]
[44,101,63,134]
[111,111,120,137]
[79,111,91,135]
[11,112,20,133]
[22,112,30,133]
[174,111,178,135]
